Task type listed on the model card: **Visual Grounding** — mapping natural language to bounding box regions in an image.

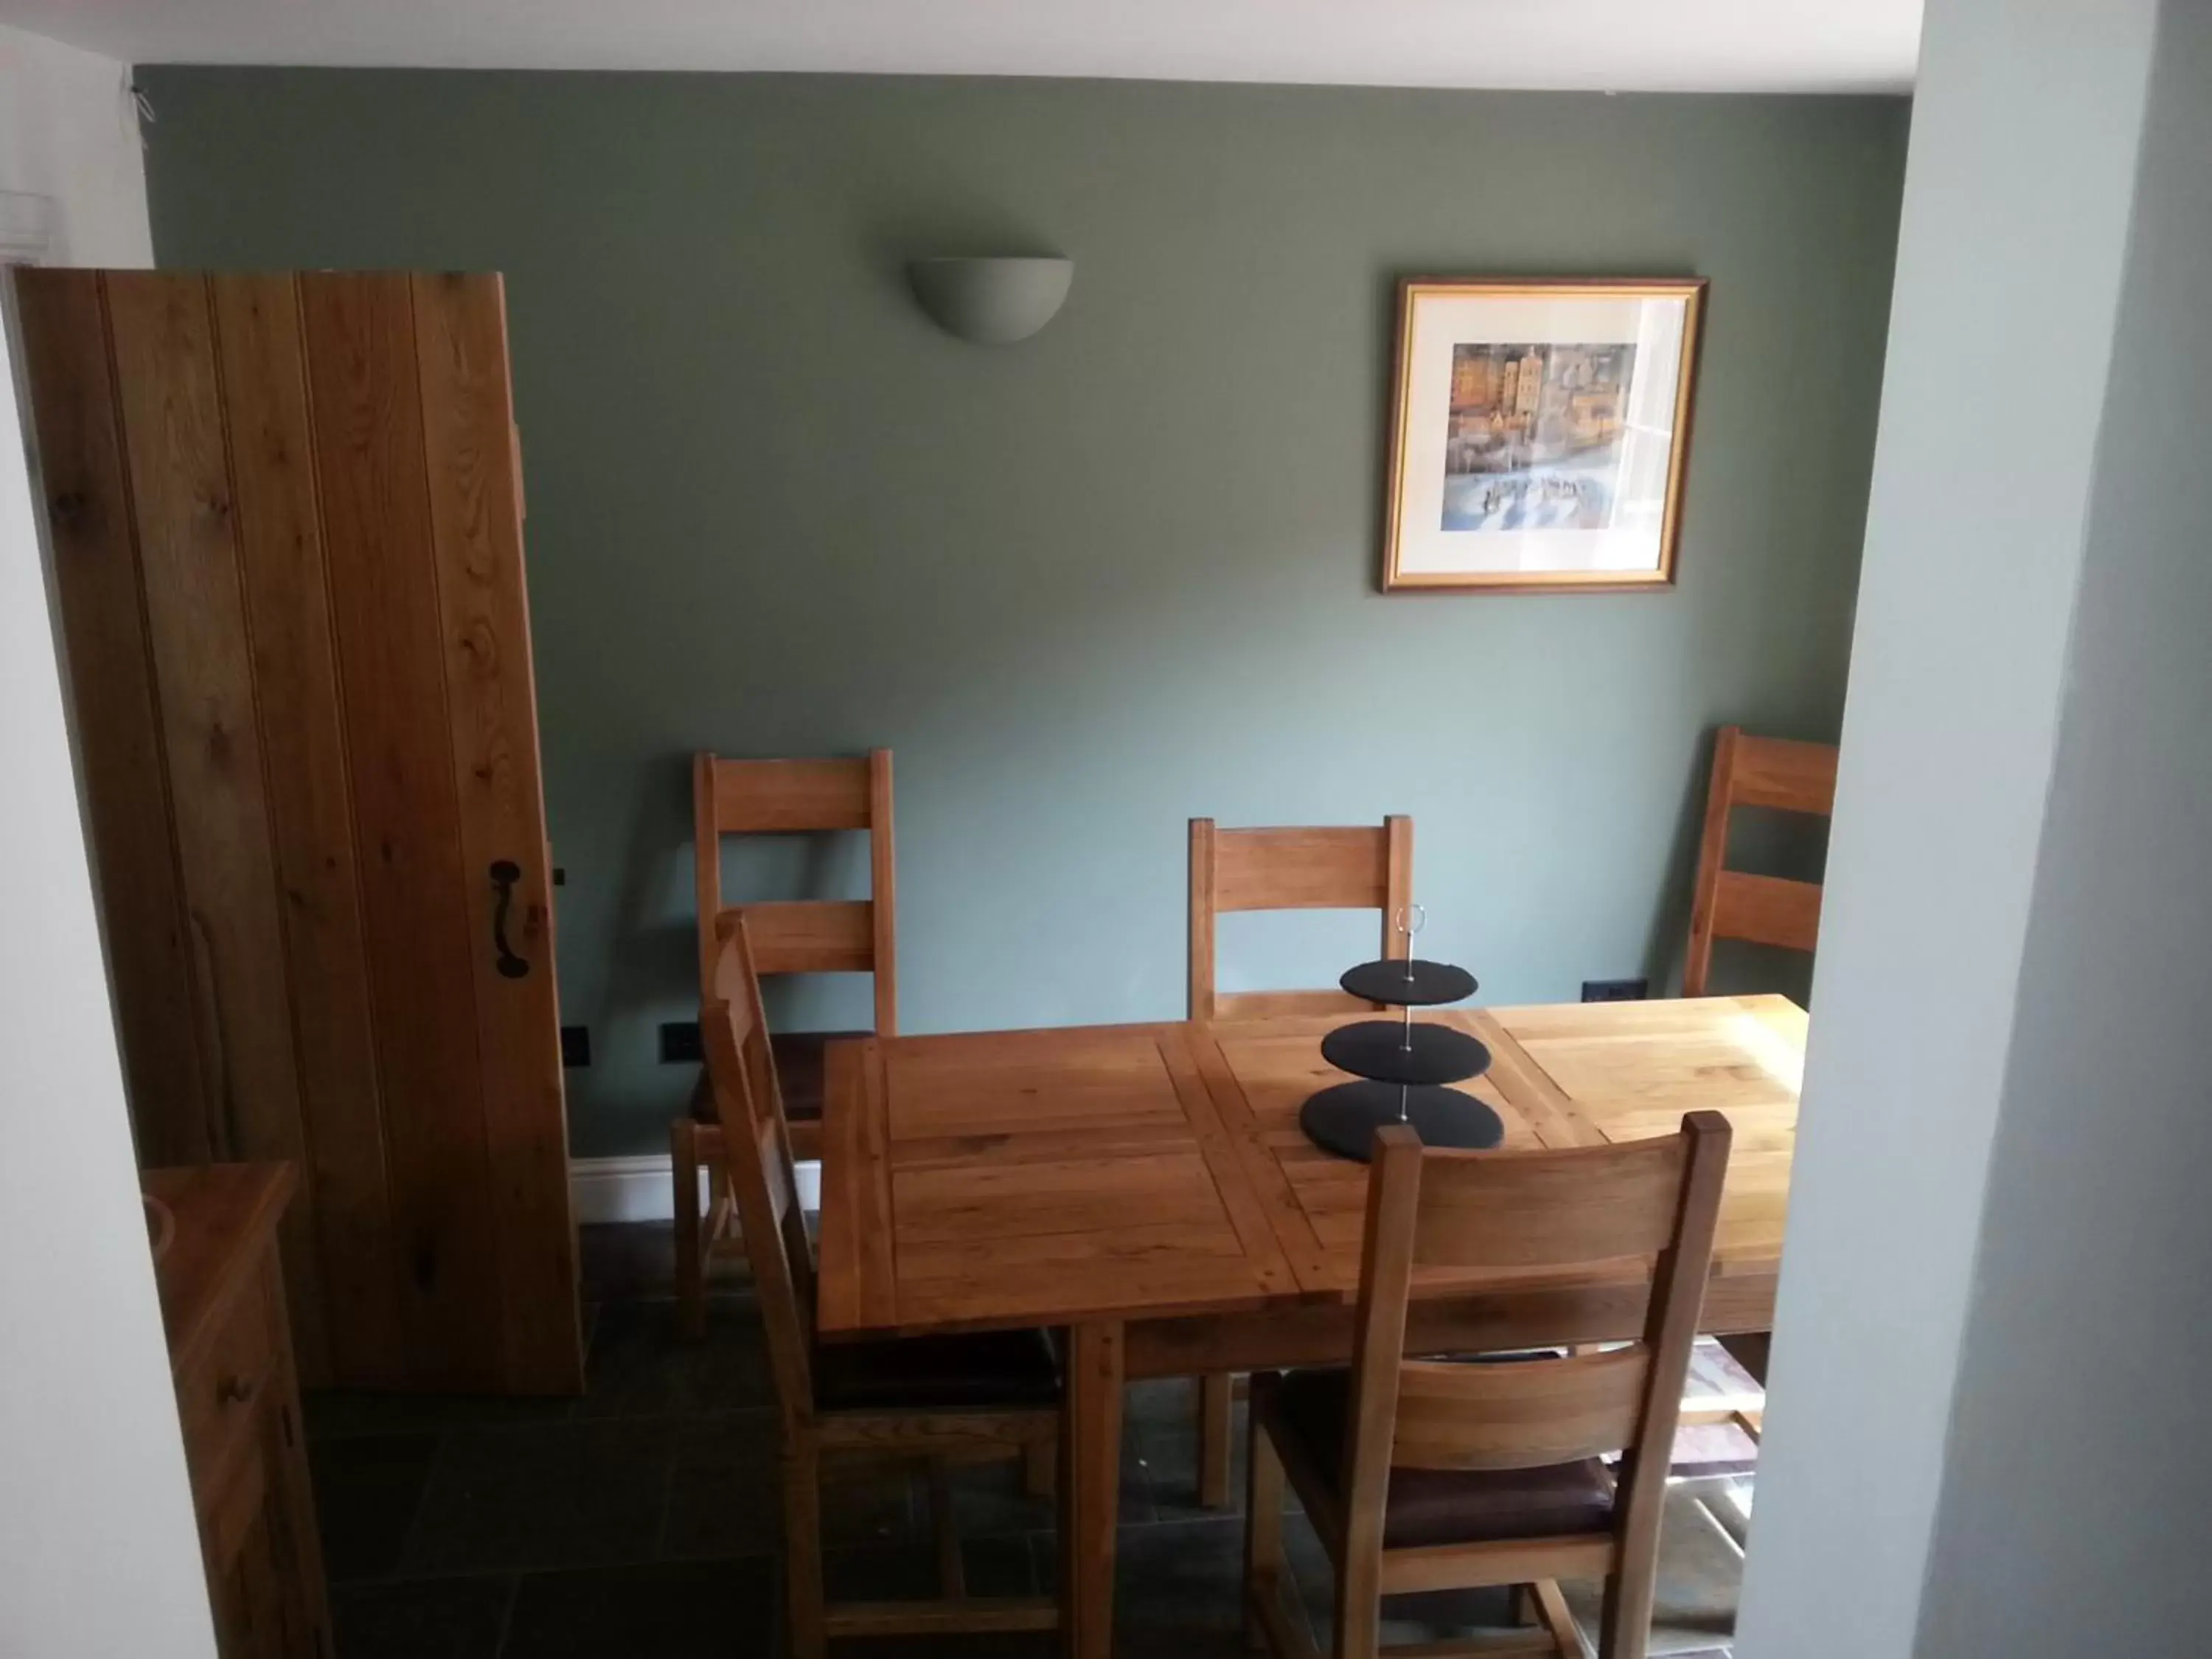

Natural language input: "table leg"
[1062,1320,1124,1659]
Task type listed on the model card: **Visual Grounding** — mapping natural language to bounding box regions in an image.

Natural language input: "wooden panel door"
[11,269,581,1393]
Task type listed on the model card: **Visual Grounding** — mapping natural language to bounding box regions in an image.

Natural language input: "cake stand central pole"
[1396,904,1425,1053]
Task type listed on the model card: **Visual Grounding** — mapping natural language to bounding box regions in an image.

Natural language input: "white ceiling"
[0,1,1920,91]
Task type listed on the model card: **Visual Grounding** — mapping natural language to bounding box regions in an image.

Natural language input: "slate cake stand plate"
[1299,1082,1504,1160]
[1319,1020,1492,1086]
[1340,959,1478,1006]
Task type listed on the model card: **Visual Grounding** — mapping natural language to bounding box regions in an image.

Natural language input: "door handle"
[489,860,530,979]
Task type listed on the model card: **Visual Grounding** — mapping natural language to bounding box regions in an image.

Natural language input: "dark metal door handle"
[489,860,529,979]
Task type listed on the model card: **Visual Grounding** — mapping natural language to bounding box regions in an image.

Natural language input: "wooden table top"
[816,995,1804,1340]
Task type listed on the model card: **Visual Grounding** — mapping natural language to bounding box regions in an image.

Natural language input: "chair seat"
[692,1029,865,1126]
[1260,1368,1613,1551]
[815,1327,1062,1414]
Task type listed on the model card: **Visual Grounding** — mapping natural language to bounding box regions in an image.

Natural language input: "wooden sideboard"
[147,1165,330,1658]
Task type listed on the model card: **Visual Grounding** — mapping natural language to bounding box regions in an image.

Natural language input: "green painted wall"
[137,71,1906,1157]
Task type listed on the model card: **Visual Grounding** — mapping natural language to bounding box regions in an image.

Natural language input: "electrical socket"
[560,1025,591,1068]
[658,1020,704,1064]
[1581,977,1650,1003]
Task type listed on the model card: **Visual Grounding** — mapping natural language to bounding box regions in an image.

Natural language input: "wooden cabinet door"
[13,271,581,1393]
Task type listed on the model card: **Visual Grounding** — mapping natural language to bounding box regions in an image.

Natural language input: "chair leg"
[782,1450,827,1659]
[927,1458,966,1599]
[1332,1551,1380,1659]
[1242,1416,1284,1651]
[1023,1433,1056,1499]
[1599,1464,1663,1659]
[1200,1371,1236,1509]
[1532,1579,1585,1658]
[670,1119,705,1340]
[1596,1565,1650,1659]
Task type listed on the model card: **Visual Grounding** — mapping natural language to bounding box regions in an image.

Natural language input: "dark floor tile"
[327,1575,512,1659]
[310,1430,442,1583]
[305,1385,577,1441]
[578,1295,776,1418]
[945,1450,1056,1539]
[662,1410,916,1559]
[1128,1397,1246,1523]
[824,1533,1036,1603]
[1562,1482,1745,1654]
[1281,1491,1541,1646]
[1110,1517,1255,1654]
[965,1534,1040,1599]
[1704,1474,1754,1552]
[502,1555,776,1659]
[837,1640,1056,1659]
[1122,1377,1201,1436]
[1281,1502,1337,1633]
[579,1221,680,1304]
[579,1220,754,1304]
[659,1408,784,1559]
[1378,1585,1523,1642]
[403,1417,678,1576]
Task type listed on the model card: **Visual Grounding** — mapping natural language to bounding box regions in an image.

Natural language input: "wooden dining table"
[816,994,1804,1659]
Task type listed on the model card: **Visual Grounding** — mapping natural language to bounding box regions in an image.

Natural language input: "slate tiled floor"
[310,1223,1752,1658]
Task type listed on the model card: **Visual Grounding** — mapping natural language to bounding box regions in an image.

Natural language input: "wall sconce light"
[906,256,1074,344]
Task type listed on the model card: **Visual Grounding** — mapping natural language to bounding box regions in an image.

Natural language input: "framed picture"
[1380,276,1707,592]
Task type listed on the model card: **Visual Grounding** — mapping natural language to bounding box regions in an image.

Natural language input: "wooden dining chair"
[672,749,897,1335]
[1242,1113,1733,1659]
[1186,814,1414,1506]
[701,917,1062,1658]
[1682,726,1837,996]
[1188,816,1415,1020]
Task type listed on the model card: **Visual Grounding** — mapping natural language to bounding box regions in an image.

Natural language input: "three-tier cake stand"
[1297,908,1502,1161]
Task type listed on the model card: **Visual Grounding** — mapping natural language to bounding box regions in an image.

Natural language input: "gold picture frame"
[1380,276,1707,593]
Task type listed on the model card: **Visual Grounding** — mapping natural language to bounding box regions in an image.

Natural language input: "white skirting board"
[569,1152,821,1225]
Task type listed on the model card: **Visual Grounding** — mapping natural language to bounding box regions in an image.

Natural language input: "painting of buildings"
[1439,341,1635,531]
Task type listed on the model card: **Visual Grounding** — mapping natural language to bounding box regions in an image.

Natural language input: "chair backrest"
[700,917,818,1430]
[1187,816,1413,1020]
[693,749,897,1034]
[1340,1115,1732,1578]
[1682,726,1837,997]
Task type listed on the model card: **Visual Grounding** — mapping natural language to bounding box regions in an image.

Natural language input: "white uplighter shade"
[5,0,1921,91]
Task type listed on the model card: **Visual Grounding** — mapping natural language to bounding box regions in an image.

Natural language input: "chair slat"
[1214,826,1393,912]
[1683,724,1837,995]
[727,899,876,975]
[711,756,872,831]
[1710,870,1822,953]
[1410,1134,1689,1270]
[1393,1348,1649,1472]
[1728,732,1838,814]
[1374,1533,1615,1598]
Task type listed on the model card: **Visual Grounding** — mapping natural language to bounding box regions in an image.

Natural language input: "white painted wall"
[0,21,152,266]
[0,308,214,1647]
[1913,1,2212,1646]
[0,27,191,1654]
[1737,0,2205,1653]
